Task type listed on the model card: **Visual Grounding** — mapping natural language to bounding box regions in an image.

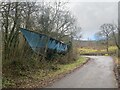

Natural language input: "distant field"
[78,46,117,55]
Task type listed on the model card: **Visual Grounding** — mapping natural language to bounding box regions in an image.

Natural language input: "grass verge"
[3,56,88,88]
[113,56,119,88]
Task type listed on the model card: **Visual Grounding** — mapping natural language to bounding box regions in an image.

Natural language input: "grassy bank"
[113,57,120,88]
[117,58,120,88]
[3,56,88,88]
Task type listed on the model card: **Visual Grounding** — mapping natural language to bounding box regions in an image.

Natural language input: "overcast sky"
[36,0,118,40]
[66,1,118,40]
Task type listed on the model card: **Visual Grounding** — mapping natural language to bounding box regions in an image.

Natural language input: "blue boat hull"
[20,28,68,54]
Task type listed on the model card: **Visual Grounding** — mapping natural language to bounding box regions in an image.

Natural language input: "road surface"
[47,56,118,88]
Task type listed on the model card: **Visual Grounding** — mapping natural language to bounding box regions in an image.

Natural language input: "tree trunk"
[118,29,120,58]
[106,36,109,53]
[118,2,120,58]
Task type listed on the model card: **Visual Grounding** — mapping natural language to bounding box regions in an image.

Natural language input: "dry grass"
[78,46,117,55]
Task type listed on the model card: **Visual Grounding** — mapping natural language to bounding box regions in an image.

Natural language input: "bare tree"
[0,2,39,59]
[104,23,120,58]
[0,2,21,59]
[32,2,81,59]
[0,1,81,61]
[99,23,116,53]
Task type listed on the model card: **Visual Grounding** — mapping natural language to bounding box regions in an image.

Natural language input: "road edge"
[113,57,119,88]
[44,57,91,88]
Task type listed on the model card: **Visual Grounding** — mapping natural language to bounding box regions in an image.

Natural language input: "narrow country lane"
[47,56,118,88]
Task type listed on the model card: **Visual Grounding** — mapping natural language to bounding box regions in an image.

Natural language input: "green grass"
[3,56,88,88]
[47,57,87,78]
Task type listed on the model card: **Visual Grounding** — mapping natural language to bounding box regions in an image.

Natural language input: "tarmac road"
[47,56,118,88]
